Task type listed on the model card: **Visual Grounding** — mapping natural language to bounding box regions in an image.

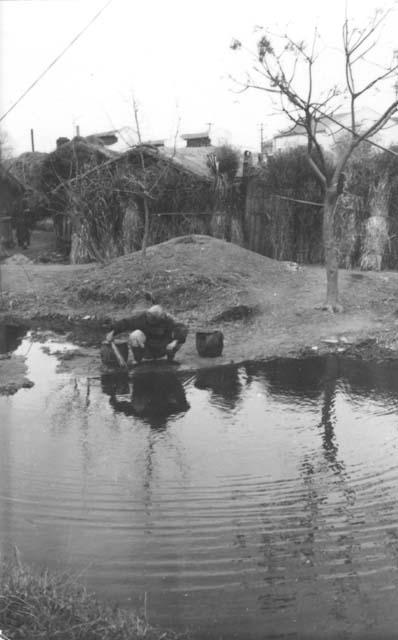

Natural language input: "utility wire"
[313,106,398,158]
[0,0,114,124]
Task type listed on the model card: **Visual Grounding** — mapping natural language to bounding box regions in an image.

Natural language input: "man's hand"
[105,331,115,343]
[166,339,178,354]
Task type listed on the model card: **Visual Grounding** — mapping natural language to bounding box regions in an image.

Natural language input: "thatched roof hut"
[40,136,117,194]
[2,138,218,261]
[7,151,48,193]
[116,144,215,219]
[48,142,217,260]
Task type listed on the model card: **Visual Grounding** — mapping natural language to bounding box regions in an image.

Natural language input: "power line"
[313,106,398,158]
[0,0,114,124]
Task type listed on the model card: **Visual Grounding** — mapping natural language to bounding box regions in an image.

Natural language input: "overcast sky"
[1,0,397,155]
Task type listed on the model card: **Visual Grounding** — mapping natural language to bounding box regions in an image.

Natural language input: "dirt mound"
[4,233,398,366]
[4,254,34,265]
[64,235,288,321]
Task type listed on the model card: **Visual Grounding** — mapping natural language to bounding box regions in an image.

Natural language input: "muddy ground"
[2,232,398,394]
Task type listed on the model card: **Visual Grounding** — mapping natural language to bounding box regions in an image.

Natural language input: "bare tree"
[133,100,150,257]
[232,8,398,311]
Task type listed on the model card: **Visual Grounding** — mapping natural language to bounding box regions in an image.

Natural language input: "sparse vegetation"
[0,558,184,640]
[214,144,240,181]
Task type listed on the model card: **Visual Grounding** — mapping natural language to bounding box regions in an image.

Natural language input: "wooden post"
[30,128,35,152]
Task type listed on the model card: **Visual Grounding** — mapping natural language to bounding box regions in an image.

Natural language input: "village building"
[180,131,212,148]
[263,107,398,157]
[1,125,257,262]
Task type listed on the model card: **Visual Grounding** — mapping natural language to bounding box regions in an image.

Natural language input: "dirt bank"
[0,354,34,395]
[2,235,398,392]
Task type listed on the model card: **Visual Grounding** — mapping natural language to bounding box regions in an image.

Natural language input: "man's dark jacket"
[111,310,188,355]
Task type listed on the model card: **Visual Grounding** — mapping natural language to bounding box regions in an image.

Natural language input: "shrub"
[214,145,240,181]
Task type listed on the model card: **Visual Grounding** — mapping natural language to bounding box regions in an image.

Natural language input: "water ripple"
[3,349,398,637]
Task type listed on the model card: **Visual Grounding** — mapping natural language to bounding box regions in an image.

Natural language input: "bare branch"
[307,56,313,106]
[245,81,281,94]
[314,106,398,157]
[133,99,150,257]
[359,100,398,140]
[351,39,377,65]
[306,117,327,177]
[310,27,318,61]
[355,64,398,98]
[348,8,390,55]
[307,155,327,186]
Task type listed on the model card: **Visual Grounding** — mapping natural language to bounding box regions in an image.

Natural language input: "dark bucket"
[100,340,129,367]
[196,331,224,357]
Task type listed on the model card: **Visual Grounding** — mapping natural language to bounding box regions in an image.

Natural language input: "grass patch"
[0,558,185,640]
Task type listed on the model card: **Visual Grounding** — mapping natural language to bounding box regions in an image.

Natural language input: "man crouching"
[105,305,188,364]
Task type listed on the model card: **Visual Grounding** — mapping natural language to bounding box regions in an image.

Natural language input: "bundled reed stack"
[122,203,142,254]
[334,192,362,269]
[360,177,390,271]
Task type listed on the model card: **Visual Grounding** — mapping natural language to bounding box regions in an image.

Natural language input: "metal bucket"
[196,330,224,357]
[100,340,129,367]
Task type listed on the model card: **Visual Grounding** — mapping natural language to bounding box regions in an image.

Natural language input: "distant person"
[15,207,31,249]
[105,304,188,364]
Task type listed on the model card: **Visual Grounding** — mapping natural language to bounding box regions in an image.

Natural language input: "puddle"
[2,339,398,638]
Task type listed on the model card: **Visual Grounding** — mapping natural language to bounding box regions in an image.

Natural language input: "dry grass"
[0,558,185,640]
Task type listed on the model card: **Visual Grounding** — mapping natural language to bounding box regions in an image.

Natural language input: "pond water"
[1,331,398,639]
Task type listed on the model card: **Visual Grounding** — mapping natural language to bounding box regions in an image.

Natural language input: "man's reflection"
[194,365,242,410]
[101,371,189,427]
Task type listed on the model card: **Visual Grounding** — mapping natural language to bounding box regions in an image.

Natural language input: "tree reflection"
[249,354,360,617]
[318,356,344,474]
[245,356,325,401]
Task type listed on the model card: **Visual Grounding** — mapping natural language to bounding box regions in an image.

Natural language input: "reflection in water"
[246,354,398,404]
[0,324,26,354]
[101,371,190,428]
[4,342,398,638]
[194,365,242,410]
[319,356,343,472]
[245,356,325,400]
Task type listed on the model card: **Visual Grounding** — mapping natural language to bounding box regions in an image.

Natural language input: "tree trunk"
[322,187,341,311]
[141,196,150,256]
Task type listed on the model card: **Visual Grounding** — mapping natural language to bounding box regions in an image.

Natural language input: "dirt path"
[1,235,398,393]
